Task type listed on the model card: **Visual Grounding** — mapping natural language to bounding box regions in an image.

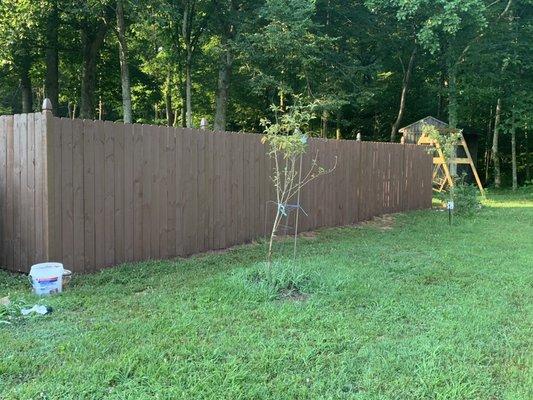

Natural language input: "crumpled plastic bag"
[21,305,53,316]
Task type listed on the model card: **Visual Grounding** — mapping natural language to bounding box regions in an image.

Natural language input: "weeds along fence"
[0,104,432,273]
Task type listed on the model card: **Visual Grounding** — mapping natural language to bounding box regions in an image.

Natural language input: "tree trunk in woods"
[184,57,193,127]
[279,89,285,111]
[173,108,179,127]
[437,71,445,120]
[526,129,531,183]
[214,48,232,131]
[80,24,109,119]
[321,111,328,138]
[98,97,104,120]
[484,105,494,183]
[45,0,59,115]
[511,129,517,190]
[492,98,502,188]
[391,46,416,142]
[447,59,458,176]
[20,55,33,113]
[181,83,187,127]
[165,71,173,126]
[182,4,195,128]
[116,0,132,123]
[447,68,458,127]
[511,110,517,190]
[484,149,490,184]
[336,112,341,140]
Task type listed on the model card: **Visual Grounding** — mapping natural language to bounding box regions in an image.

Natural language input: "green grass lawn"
[1,189,532,399]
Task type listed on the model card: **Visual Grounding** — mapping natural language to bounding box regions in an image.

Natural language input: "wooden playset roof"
[399,116,449,134]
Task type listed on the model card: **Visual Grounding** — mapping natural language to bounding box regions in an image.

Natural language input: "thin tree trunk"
[177,66,186,127]
[98,97,104,120]
[525,129,531,183]
[173,108,179,127]
[492,98,502,188]
[511,111,517,190]
[181,81,187,127]
[182,3,194,128]
[391,46,416,142]
[45,0,59,115]
[20,56,33,113]
[485,105,494,183]
[267,210,282,269]
[80,24,108,119]
[213,0,236,131]
[214,48,232,131]
[484,149,490,184]
[116,0,132,123]
[184,55,193,127]
[437,71,444,119]
[165,70,173,126]
[336,111,341,140]
[321,111,328,138]
[447,59,458,176]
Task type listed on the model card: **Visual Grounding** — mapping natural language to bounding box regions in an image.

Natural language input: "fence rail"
[0,106,432,273]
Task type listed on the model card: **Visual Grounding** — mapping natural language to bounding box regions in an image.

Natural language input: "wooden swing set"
[417,131,484,195]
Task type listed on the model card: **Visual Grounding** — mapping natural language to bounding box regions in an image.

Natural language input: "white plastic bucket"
[29,263,66,296]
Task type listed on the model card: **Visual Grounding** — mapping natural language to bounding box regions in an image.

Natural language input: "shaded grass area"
[1,190,532,399]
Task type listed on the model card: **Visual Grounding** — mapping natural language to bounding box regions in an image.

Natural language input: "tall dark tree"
[116,0,132,123]
[45,0,60,114]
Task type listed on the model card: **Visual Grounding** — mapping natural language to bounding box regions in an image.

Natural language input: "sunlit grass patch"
[1,190,532,399]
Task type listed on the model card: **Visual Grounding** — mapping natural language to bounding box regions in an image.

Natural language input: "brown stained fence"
[0,107,432,273]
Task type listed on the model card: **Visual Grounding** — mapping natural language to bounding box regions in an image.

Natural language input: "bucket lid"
[30,262,64,277]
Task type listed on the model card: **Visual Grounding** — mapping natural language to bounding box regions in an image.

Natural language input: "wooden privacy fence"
[0,103,432,273]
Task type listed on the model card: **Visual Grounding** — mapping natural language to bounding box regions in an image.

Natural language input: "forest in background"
[0,0,531,188]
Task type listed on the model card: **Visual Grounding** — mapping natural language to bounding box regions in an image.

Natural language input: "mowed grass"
[1,189,532,399]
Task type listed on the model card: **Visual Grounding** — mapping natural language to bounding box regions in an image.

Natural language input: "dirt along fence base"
[0,100,432,274]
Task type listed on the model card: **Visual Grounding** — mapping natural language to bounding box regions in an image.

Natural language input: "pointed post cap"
[356,132,362,142]
[42,98,53,111]
[200,117,208,130]
[400,134,405,144]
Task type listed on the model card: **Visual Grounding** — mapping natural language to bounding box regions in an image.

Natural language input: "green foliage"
[450,175,483,216]
[260,104,313,158]
[422,124,461,161]
[0,0,530,185]
[1,192,532,398]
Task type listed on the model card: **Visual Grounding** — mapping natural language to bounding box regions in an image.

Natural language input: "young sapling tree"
[261,104,336,269]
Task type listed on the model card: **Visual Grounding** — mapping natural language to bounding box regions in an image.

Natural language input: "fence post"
[42,98,55,261]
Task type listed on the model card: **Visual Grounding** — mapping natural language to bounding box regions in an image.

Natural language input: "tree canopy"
[0,0,531,187]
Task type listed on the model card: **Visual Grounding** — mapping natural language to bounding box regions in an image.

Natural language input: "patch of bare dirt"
[298,231,318,239]
[271,230,318,242]
[361,214,396,231]
[278,288,309,302]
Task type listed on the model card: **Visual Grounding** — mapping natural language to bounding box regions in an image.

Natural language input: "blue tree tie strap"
[275,202,308,217]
